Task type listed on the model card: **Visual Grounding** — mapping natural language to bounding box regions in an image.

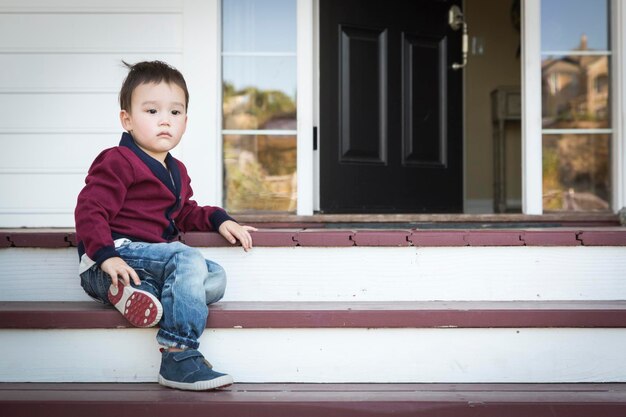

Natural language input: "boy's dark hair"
[119,60,189,112]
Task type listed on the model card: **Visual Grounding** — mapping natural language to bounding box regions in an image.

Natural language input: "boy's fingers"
[130,268,141,286]
[242,231,252,251]
[234,229,249,248]
[223,229,236,244]
[119,270,130,287]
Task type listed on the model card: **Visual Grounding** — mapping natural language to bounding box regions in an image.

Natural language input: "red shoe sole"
[108,282,163,327]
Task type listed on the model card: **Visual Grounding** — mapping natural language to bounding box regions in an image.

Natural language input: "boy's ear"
[120,110,132,131]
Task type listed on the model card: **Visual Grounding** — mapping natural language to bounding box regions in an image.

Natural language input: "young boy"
[75,60,255,391]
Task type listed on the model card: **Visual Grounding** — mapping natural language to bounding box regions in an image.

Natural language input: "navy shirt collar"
[119,132,181,198]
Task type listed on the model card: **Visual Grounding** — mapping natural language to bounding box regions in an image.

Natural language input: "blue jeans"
[80,241,226,349]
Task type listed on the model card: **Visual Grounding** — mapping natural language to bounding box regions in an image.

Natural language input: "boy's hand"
[218,220,258,251]
[100,257,141,287]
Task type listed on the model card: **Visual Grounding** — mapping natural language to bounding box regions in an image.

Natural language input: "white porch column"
[182,0,222,206]
[521,0,543,214]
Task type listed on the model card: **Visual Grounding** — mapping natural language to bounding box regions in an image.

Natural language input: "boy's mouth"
[157,132,172,138]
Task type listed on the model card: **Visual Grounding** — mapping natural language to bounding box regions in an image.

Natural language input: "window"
[541,0,611,211]
[221,0,297,212]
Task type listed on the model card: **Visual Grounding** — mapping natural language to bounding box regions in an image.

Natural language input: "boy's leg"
[80,260,162,328]
[116,241,233,390]
[115,241,208,349]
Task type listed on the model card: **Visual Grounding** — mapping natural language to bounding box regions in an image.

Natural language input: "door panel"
[402,33,447,167]
[320,0,463,213]
[340,25,387,165]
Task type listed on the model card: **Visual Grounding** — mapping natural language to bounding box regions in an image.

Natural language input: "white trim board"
[2,328,626,383]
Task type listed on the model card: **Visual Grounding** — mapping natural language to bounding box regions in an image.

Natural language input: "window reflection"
[222,0,297,213]
[222,0,296,53]
[543,134,610,211]
[541,0,608,51]
[223,56,296,130]
[224,135,297,212]
[542,53,610,128]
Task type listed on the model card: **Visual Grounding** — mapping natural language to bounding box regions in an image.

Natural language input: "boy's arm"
[174,166,257,250]
[75,150,133,265]
[177,201,257,251]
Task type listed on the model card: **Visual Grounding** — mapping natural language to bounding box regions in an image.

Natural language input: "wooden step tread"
[2,227,626,248]
[3,301,626,329]
[1,383,626,417]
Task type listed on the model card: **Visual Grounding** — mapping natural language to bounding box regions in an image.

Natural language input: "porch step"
[1,382,626,417]
[2,229,626,385]
[2,229,626,302]
[3,301,626,383]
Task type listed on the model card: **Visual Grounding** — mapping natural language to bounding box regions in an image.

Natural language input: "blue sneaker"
[158,349,234,391]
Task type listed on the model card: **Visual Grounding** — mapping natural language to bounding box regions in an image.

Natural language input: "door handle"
[448,5,468,70]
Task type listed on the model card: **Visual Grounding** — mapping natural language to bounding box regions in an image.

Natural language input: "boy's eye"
[172,110,181,115]
[147,109,157,114]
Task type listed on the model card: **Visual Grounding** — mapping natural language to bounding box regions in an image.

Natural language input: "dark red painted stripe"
[465,230,524,246]
[410,230,468,246]
[1,383,625,417]
[578,230,626,246]
[295,230,355,246]
[2,229,626,248]
[2,301,626,329]
[9,232,71,248]
[351,230,411,246]
[522,230,581,246]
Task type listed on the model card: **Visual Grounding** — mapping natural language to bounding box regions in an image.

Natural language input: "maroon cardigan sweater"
[75,132,234,265]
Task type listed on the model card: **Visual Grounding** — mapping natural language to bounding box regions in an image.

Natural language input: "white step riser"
[2,246,626,301]
[2,328,626,383]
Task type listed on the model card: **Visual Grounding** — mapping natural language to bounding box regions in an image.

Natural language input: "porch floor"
[2,382,626,417]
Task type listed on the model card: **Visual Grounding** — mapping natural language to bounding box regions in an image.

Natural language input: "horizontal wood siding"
[0,1,183,227]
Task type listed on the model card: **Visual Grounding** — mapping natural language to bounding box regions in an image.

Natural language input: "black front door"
[320,0,463,213]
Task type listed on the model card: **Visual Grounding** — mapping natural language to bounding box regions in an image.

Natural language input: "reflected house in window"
[223,83,297,212]
[541,35,610,212]
[542,35,609,130]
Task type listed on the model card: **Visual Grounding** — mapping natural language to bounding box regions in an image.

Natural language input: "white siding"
[0,1,186,227]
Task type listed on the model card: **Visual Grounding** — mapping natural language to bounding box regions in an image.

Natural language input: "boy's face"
[120,81,187,163]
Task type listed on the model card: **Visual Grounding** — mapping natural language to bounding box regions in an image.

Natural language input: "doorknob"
[448,5,468,70]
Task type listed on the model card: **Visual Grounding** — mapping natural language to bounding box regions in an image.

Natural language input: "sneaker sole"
[158,374,234,391]
[108,282,163,328]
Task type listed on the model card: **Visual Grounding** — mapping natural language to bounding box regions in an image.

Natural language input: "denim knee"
[204,260,227,304]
